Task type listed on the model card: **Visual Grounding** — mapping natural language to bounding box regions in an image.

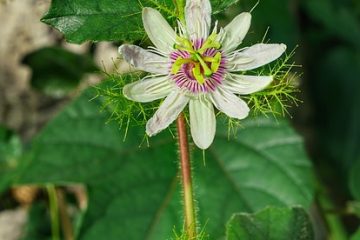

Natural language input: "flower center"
[170,33,226,93]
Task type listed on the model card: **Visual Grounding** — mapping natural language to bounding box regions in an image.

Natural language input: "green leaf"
[0,126,22,193]
[301,0,360,207]
[211,0,240,14]
[305,47,360,188]
[21,202,52,240]
[241,0,300,49]
[17,85,314,239]
[41,0,242,44]
[302,0,360,48]
[23,47,98,97]
[41,0,175,44]
[347,201,360,218]
[351,228,360,240]
[226,206,314,240]
[350,160,360,200]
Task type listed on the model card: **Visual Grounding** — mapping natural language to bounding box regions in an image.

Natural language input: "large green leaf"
[42,0,241,43]
[17,86,314,239]
[23,47,97,97]
[226,206,314,240]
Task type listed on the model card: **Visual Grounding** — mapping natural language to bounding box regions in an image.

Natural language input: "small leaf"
[350,160,360,200]
[347,201,360,218]
[21,202,52,240]
[0,126,22,193]
[226,206,314,240]
[351,228,360,240]
[23,47,98,97]
[211,0,240,14]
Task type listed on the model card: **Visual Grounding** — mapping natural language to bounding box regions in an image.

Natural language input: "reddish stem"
[176,113,196,238]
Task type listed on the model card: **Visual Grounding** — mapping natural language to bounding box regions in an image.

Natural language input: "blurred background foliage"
[0,0,359,239]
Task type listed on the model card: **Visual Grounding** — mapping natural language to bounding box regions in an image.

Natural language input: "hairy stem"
[176,113,197,238]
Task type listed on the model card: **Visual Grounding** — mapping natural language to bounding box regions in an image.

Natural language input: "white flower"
[119,0,286,149]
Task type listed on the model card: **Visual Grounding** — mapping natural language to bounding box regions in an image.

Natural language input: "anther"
[192,63,205,84]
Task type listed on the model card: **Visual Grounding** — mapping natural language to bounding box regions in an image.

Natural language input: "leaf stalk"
[46,185,60,240]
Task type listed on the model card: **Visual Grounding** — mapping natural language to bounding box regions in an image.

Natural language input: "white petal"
[119,44,169,74]
[123,76,172,103]
[228,43,287,71]
[189,98,216,149]
[142,7,177,53]
[146,91,189,136]
[210,88,249,119]
[220,12,252,53]
[224,74,273,95]
[185,0,212,39]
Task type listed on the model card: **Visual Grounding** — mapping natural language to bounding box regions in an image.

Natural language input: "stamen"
[192,63,205,85]
[211,52,222,73]
[171,57,193,74]
[198,32,221,54]
[203,56,216,62]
